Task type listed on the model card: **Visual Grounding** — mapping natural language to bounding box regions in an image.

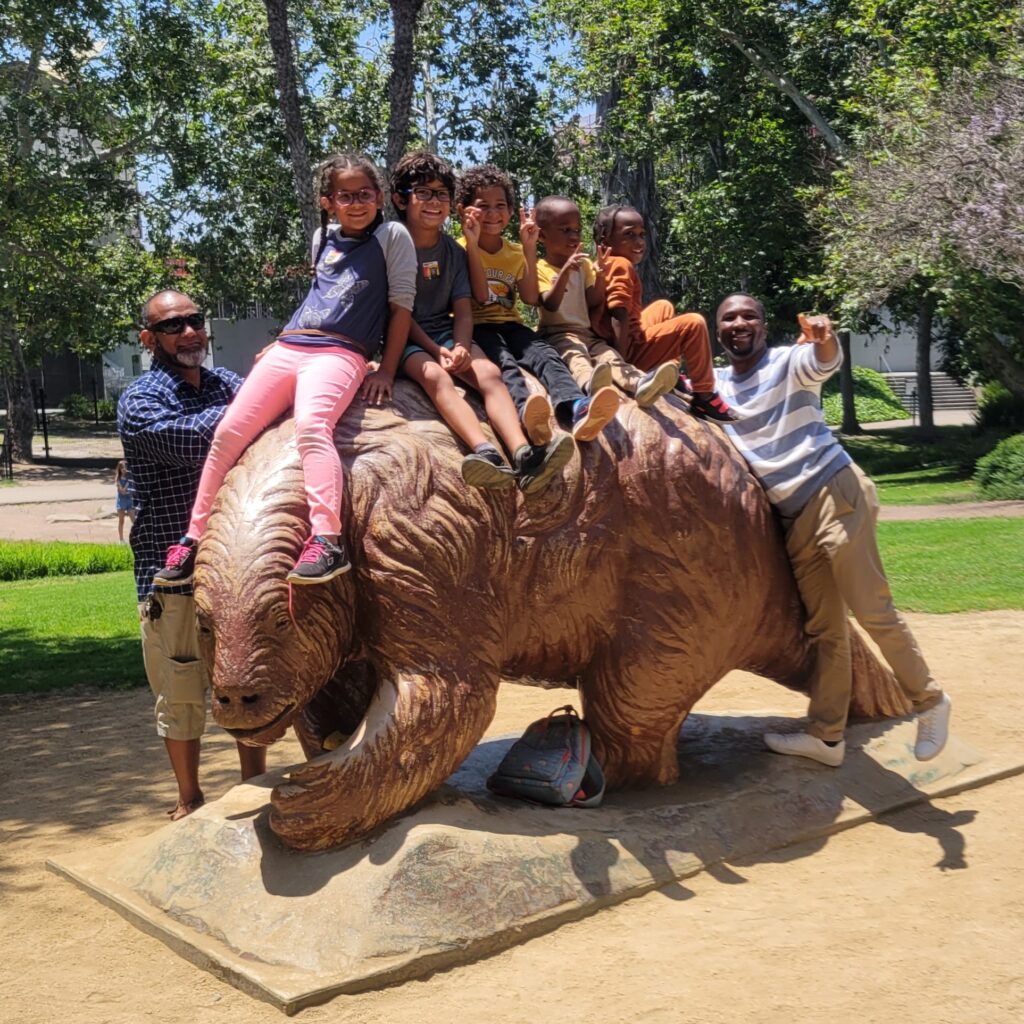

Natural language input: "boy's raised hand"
[563,245,587,274]
[519,206,540,252]
[594,244,612,272]
[461,205,482,246]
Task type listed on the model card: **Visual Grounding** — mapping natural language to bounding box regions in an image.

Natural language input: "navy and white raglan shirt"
[714,344,852,518]
[283,219,417,356]
[117,364,241,601]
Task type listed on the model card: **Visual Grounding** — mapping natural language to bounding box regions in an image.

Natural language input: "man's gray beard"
[172,345,208,368]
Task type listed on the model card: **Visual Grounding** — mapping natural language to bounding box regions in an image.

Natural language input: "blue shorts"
[400,330,455,369]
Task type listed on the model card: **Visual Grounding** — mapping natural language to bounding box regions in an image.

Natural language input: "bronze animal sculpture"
[193,382,909,851]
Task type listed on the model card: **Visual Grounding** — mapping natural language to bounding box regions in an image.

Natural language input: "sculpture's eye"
[275,614,292,633]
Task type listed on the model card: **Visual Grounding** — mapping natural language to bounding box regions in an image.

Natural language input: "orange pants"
[623,300,714,392]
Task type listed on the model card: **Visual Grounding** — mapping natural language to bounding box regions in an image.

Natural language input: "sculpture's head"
[193,425,354,747]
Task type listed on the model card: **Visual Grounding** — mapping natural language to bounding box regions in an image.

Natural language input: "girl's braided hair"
[313,152,384,265]
[592,203,642,247]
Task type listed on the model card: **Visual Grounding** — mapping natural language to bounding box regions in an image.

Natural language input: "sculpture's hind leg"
[270,659,499,851]
[579,635,700,789]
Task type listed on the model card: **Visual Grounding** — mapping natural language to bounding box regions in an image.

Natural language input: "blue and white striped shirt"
[715,344,851,517]
[117,364,242,600]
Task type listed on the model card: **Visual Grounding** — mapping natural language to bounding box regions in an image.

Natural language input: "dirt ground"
[1,611,1022,1024]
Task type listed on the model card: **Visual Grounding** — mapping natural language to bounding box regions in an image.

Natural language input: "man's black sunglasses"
[146,312,206,335]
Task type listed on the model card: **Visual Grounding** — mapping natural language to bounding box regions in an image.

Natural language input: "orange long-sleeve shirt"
[590,255,642,349]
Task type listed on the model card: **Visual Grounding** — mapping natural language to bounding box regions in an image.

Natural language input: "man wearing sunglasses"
[117,290,266,821]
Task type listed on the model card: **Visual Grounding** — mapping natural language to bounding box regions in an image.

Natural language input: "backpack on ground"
[487,705,606,808]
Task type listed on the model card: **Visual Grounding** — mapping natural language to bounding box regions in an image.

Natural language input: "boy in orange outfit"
[590,204,736,422]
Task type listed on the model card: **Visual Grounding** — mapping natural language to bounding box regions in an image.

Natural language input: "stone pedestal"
[49,712,1015,1014]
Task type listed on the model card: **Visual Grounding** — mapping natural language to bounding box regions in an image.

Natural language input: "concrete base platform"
[48,712,1022,1014]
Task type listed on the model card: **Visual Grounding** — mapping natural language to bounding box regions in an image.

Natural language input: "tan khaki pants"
[139,592,209,741]
[781,464,943,741]
[545,328,644,393]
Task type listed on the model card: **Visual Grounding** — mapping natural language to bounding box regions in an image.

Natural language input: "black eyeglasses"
[402,187,452,203]
[146,312,206,335]
[330,187,378,206]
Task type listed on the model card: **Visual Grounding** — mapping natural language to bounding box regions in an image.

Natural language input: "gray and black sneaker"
[634,361,679,408]
[152,537,197,588]
[586,362,614,396]
[513,431,575,495]
[461,447,516,489]
[286,535,352,585]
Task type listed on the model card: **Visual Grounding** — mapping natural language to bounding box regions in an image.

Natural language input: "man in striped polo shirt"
[713,293,952,767]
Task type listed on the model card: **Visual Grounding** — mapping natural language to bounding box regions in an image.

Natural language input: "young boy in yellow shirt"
[534,195,677,407]
[457,165,619,447]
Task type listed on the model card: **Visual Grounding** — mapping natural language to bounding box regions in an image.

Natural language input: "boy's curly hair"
[456,164,516,209]
[389,151,457,222]
[593,204,642,246]
[312,152,383,262]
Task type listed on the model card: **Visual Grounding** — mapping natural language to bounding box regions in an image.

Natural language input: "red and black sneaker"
[690,390,738,423]
[152,537,197,588]
[286,535,352,585]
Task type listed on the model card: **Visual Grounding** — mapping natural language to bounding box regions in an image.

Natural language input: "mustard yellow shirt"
[458,237,526,324]
[536,256,597,335]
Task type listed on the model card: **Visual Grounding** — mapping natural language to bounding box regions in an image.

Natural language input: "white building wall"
[847,314,941,374]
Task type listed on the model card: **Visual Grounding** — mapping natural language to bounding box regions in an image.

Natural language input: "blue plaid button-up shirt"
[117,363,242,601]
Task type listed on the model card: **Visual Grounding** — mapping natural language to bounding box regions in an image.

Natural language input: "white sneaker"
[764,731,846,767]
[914,694,952,761]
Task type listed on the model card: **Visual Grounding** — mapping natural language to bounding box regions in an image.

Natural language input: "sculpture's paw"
[269,759,359,851]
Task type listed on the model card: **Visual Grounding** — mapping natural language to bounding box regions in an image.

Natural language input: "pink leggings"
[188,341,367,541]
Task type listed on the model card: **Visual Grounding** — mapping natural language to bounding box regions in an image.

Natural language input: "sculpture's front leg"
[270,663,499,851]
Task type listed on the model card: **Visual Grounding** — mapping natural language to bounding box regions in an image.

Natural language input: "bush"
[0,541,133,581]
[974,382,1024,431]
[822,366,907,426]
[974,433,1024,499]
[96,398,118,421]
[61,393,93,419]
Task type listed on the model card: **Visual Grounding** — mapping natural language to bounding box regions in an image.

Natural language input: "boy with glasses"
[390,151,572,493]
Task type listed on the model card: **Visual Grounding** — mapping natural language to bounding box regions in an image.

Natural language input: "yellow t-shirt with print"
[536,256,597,335]
[458,237,526,324]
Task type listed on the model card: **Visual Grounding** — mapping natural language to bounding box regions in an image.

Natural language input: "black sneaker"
[513,432,575,495]
[461,448,516,489]
[152,537,197,588]
[690,390,738,423]
[286,536,352,585]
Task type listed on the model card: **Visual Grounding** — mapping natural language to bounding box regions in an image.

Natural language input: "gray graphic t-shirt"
[413,234,471,339]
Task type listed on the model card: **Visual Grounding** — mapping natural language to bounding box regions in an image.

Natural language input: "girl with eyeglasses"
[153,152,416,587]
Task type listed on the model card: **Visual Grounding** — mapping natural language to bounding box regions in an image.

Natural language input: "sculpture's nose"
[213,688,262,710]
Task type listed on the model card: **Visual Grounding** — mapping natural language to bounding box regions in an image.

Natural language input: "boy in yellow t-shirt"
[534,195,677,408]
[456,165,619,446]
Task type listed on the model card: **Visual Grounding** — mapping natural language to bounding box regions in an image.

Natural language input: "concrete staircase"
[881,372,978,414]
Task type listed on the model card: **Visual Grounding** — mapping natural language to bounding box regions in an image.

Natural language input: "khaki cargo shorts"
[139,592,210,741]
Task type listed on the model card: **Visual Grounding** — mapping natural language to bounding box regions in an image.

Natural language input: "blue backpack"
[487,705,606,807]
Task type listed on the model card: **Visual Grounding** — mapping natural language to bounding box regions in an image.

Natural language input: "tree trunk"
[916,293,936,436]
[421,59,437,152]
[837,328,861,434]
[263,0,317,248]
[386,0,427,174]
[2,327,34,462]
[597,83,665,301]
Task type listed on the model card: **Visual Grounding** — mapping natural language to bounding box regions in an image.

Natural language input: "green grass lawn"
[0,571,143,694]
[840,425,1006,505]
[877,518,1024,612]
